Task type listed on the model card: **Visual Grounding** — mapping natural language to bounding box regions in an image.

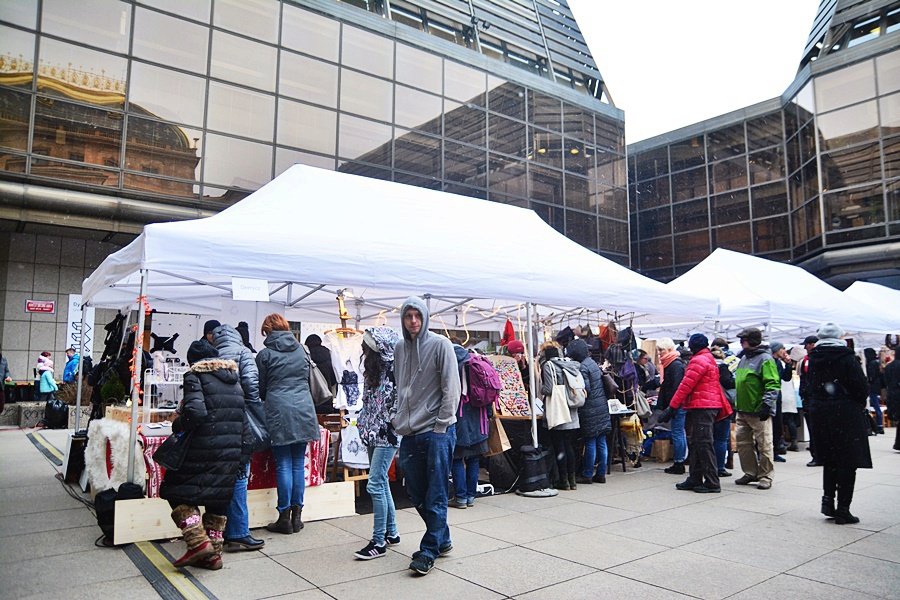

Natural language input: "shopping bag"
[633,389,652,419]
[545,384,572,429]
[485,415,511,456]
[242,399,270,454]
[152,429,193,471]
[304,345,334,410]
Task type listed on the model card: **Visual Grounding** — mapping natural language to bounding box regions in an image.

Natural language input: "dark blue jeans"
[399,426,456,560]
[451,455,480,503]
[869,393,883,428]
[273,442,307,512]
[224,462,249,540]
[713,417,731,472]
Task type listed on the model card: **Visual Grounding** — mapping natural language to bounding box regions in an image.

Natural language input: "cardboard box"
[651,438,673,462]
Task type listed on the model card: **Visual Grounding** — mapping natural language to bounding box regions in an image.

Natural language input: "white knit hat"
[816,322,844,340]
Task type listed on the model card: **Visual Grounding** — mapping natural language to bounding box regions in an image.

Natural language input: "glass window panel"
[673,198,709,233]
[815,60,876,113]
[633,147,668,180]
[826,225,886,245]
[818,101,879,151]
[670,136,705,172]
[395,85,441,134]
[748,147,784,185]
[883,135,900,180]
[396,172,441,190]
[396,44,441,93]
[597,155,626,189]
[338,160,391,181]
[275,147,333,176]
[342,25,392,80]
[562,103,592,140]
[133,8,208,74]
[443,140,484,186]
[595,116,623,152]
[753,216,790,253]
[123,172,199,199]
[394,129,440,177]
[124,116,200,181]
[713,222,752,252]
[129,62,206,126]
[213,0,278,42]
[444,61,485,105]
[37,37,127,98]
[824,184,885,231]
[821,141,882,192]
[565,174,590,211]
[876,49,900,95]
[786,134,801,175]
[531,128,561,168]
[751,181,788,218]
[598,217,628,254]
[528,90,560,131]
[795,82,815,126]
[638,206,672,239]
[799,121,816,164]
[792,205,808,246]
[489,153,526,198]
[444,182,486,200]
[639,237,673,270]
[42,0,130,53]
[711,189,749,226]
[390,1,424,30]
[531,201,565,234]
[566,211,597,250]
[707,123,745,161]
[880,92,900,136]
[635,176,670,209]
[203,133,271,188]
[140,0,210,22]
[671,166,706,202]
[888,179,900,222]
[210,30,276,91]
[598,187,627,220]
[530,165,563,206]
[487,79,525,121]
[278,51,337,108]
[340,69,392,122]
[674,231,709,265]
[444,101,485,147]
[32,96,123,167]
[747,113,783,151]
[489,115,527,158]
[784,106,799,139]
[207,82,274,141]
[0,26,35,89]
[276,99,335,155]
[201,186,250,207]
[709,157,748,194]
[31,156,118,186]
[563,139,593,176]
[806,199,822,241]
[338,115,392,166]
[0,88,31,151]
[281,4,339,62]
[0,0,37,28]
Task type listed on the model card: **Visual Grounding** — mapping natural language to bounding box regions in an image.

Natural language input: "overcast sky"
[568,0,822,143]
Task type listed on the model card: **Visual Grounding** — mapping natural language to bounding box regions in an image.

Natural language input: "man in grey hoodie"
[392,297,460,576]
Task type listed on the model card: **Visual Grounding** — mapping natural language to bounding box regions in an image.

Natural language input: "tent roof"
[666,248,899,335]
[82,165,716,326]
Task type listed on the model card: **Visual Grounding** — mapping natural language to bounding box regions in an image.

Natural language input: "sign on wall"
[25,299,55,314]
[66,295,95,356]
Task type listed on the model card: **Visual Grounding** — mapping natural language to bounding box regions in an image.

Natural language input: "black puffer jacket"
[657,357,685,411]
[160,359,245,506]
[567,339,611,438]
[808,345,872,469]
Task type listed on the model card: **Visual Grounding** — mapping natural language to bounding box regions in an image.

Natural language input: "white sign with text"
[66,294,95,356]
[231,277,270,302]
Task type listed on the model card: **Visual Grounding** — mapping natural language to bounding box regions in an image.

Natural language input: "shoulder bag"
[152,429,193,471]
[243,399,270,454]
[633,388,652,419]
[303,344,335,411]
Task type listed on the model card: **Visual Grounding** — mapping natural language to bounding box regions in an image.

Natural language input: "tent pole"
[127,269,149,484]
[74,305,86,432]
[526,302,538,447]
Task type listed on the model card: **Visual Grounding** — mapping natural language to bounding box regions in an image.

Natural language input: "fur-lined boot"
[196,513,227,570]
[171,505,213,567]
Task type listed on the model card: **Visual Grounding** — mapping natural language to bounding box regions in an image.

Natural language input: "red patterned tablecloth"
[139,426,329,498]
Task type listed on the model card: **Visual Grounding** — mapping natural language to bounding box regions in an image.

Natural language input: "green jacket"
[734,344,780,414]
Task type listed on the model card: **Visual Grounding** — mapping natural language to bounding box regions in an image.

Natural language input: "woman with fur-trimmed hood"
[159,339,245,571]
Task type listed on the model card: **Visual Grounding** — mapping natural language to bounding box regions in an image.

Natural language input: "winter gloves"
[757,404,771,421]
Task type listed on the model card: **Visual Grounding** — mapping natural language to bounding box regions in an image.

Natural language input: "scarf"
[659,349,680,383]
[815,339,846,348]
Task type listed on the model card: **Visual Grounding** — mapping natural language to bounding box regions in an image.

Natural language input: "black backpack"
[43,396,69,429]
[94,482,144,546]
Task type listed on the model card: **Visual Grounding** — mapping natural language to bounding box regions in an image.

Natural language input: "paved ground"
[1,426,898,600]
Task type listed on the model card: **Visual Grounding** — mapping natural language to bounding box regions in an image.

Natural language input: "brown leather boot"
[266,508,293,534]
[196,513,227,570]
[171,505,214,568]
[290,505,303,532]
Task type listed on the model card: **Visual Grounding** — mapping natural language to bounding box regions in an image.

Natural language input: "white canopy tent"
[79,164,719,480]
[844,281,900,322]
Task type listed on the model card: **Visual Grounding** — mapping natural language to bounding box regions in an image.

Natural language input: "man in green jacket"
[733,327,781,490]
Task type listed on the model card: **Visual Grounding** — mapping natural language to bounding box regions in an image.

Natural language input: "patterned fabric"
[140,434,166,498]
[486,355,530,416]
[357,328,401,448]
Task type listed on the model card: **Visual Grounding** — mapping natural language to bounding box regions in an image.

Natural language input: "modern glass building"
[0,0,627,378]
[630,0,900,288]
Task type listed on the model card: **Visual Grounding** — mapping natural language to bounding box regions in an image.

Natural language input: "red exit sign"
[25,300,56,314]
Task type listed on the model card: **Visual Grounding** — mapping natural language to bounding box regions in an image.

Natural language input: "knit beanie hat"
[506,340,525,355]
[203,319,221,335]
[37,355,54,372]
[187,339,219,365]
[817,322,844,340]
[688,333,709,353]
[770,342,784,354]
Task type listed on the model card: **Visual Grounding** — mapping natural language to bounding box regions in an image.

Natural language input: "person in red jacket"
[660,334,734,493]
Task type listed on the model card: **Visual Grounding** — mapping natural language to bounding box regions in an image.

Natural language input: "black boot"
[821,496,835,518]
[266,508,293,534]
[834,506,859,525]
[291,505,303,532]
[664,462,685,474]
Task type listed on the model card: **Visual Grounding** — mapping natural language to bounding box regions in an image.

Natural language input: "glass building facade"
[630,0,900,286]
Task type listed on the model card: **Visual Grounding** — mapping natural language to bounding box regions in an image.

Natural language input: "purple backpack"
[459,355,502,434]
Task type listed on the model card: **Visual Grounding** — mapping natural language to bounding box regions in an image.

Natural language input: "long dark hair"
[363,345,385,389]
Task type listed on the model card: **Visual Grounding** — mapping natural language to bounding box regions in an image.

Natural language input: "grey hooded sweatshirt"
[391,296,460,436]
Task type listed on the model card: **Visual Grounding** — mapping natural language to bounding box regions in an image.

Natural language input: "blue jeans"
[451,455,480,503]
[581,434,608,478]
[714,417,730,472]
[273,442,307,512]
[399,426,455,560]
[672,408,688,463]
[224,462,250,539]
[367,445,399,544]
[869,393,883,428]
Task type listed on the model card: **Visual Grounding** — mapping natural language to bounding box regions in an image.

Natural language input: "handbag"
[633,388,652,419]
[484,415,511,456]
[303,344,334,410]
[545,366,572,429]
[152,429,193,471]
[602,371,619,398]
[243,399,270,454]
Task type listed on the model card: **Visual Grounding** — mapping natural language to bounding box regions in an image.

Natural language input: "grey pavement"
[1,426,898,600]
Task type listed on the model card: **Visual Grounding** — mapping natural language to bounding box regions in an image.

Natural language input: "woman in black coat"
[807,323,872,525]
[567,339,611,484]
[159,340,245,570]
